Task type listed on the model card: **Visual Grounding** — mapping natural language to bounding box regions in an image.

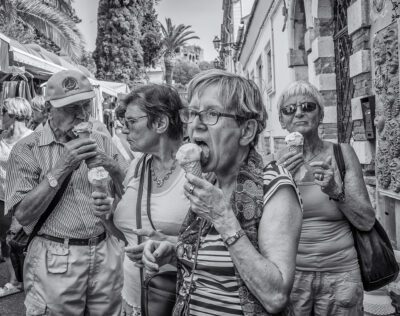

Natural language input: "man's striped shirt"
[5,122,128,239]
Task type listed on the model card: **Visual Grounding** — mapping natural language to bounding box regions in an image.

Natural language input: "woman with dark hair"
[0,97,32,297]
[91,84,189,316]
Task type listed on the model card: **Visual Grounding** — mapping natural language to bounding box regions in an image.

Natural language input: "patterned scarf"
[176,147,293,316]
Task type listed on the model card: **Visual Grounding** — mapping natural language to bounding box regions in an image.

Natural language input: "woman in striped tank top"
[142,70,303,315]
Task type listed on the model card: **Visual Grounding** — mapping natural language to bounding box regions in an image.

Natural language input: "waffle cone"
[289,145,303,154]
[182,161,202,178]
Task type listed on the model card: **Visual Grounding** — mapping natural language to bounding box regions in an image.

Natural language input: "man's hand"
[91,191,113,218]
[54,138,98,172]
[85,150,117,172]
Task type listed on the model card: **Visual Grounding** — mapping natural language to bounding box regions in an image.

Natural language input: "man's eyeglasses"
[179,108,250,126]
[280,102,318,115]
[121,115,148,128]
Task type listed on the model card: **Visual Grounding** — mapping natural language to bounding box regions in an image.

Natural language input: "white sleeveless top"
[113,156,190,307]
[0,130,33,201]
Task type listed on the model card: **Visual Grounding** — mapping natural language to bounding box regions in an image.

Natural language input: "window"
[256,56,263,91]
[250,70,255,83]
[265,42,274,92]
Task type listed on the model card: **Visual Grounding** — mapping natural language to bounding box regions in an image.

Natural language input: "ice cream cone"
[176,143,203,178]
[285,132,304,155]
[88,167,110,194]
[181,161,202,178]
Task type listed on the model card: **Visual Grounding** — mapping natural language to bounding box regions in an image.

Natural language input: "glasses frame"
[122,115,148,129]
[280,102,318,116]
[179,108,250,126]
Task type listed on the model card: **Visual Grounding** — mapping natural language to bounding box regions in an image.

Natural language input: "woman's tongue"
[199,144,210,165]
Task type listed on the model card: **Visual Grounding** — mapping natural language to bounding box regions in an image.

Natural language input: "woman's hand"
[125,228,168,264]
[142,239,176,274]
[183,173,238,235]
[310,156,342,197]
[276,152,304,175]
[91,191,113,218]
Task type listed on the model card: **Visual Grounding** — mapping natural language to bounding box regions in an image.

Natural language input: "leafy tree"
[140,0,162,68]
[160,18,199,85]
[199,61,214,71]
[93,0,144,87]
[0,0,84,61]
[172,59,200,85]
[80,50,97,76]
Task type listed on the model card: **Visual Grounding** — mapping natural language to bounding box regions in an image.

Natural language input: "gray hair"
[31,95,46,112]
[3,97,32,120]
[187,69,267,146]
[276,80,325,114]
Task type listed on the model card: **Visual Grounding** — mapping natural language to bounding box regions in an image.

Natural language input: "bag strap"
[136,154,149,244]
[333,143,346,184]
[26,171,73,247]
[146,159,156,230]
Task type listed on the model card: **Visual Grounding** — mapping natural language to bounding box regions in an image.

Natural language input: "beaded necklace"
[151,159,177,187]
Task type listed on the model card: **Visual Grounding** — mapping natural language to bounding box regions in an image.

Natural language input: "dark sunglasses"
[280,102,318,115]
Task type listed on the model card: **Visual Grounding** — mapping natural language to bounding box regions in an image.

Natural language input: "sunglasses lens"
[302,102,317,112]
[281,105,296,115]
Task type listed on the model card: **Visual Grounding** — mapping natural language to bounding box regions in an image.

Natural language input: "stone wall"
[374,22,400,194]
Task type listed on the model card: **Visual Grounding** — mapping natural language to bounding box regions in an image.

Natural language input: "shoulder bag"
[8,171,73,282]
[333,143,399,291]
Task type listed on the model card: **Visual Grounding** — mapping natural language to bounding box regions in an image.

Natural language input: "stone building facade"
[222,0,399,245]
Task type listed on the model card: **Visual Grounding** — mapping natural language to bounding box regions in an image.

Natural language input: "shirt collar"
[38,121,59,147]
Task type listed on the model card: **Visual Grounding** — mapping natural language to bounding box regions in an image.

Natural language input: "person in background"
[274,80,375,315]
[28,95,48,130]
[112,104,135,161]
[142,70,303,315]
[0,97,33,297]
[5,70,128,315]
[91,84,190,316]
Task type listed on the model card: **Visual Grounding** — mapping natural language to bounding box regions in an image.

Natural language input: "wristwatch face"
[225,236,236,247]
[47,174,58,188]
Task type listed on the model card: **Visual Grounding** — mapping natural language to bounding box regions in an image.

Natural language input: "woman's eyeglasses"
[179,108,249,126]
[280,102,318,115]
[121,116,148,128]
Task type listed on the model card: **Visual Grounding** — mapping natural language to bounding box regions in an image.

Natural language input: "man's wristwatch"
[329,191,345,202]
[46,173,59,189]
[223,229,246,248]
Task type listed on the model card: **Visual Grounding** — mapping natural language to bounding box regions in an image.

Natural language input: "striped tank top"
[177,163,302,315]
[181,226,242,315]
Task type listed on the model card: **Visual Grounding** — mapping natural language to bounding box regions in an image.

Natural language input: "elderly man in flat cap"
[5,70,128,315]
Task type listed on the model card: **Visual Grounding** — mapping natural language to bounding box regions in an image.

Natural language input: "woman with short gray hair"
[274,80,375,315]
[0,97,33,297]
[142,70,303,315]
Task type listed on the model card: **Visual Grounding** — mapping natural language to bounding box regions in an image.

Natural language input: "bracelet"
[223,229,246,248]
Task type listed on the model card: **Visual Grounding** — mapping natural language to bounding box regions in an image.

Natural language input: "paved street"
[0,262,25,316]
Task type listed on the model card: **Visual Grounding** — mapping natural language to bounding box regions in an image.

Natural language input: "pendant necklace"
[151,159,177,187]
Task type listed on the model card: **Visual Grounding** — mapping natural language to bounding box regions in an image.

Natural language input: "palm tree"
[160,18,199,85]
[0,0,84,62]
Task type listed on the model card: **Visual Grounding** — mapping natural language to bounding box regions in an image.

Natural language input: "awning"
[88,78,130,97]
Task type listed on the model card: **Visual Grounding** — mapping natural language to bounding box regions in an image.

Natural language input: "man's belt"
[39,232,107,246]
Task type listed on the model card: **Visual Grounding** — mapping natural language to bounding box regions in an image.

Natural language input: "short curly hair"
[123,84,184,140]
